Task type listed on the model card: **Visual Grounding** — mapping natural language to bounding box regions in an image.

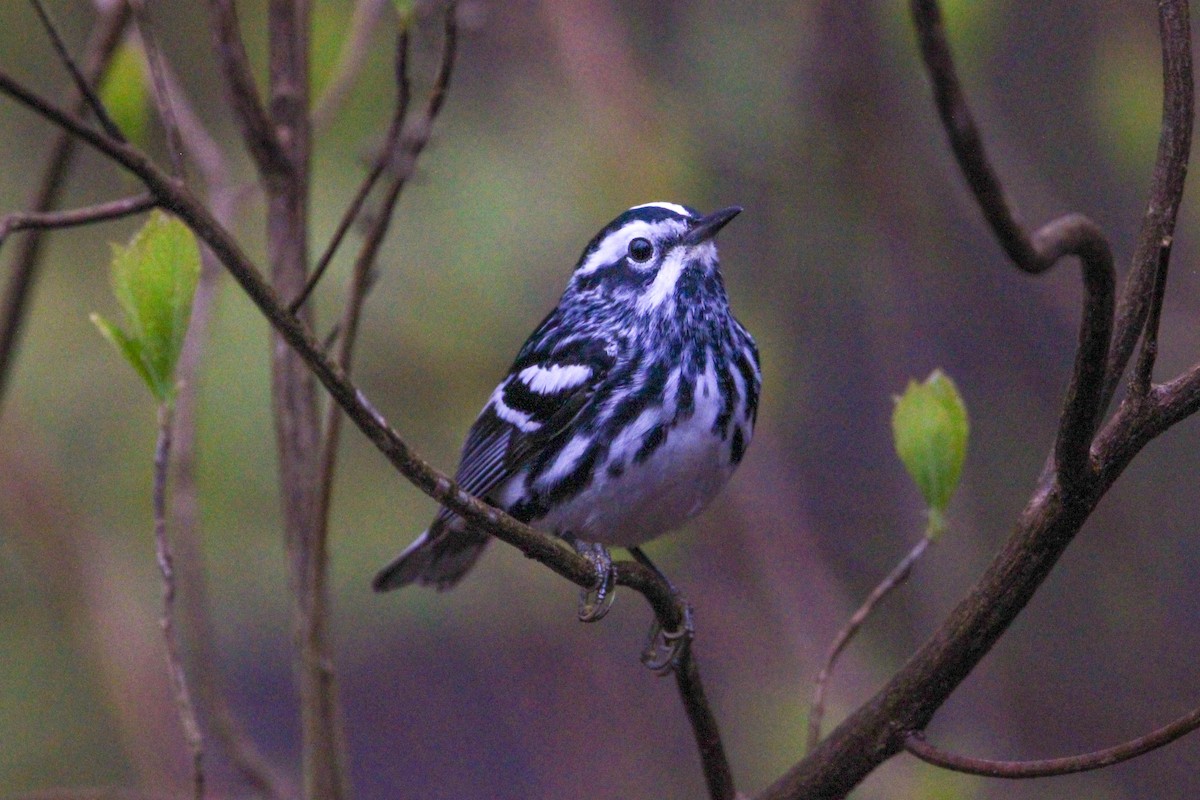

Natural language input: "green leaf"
[98,41,150,146]
[92,211,200,403]
[892,369,969,537]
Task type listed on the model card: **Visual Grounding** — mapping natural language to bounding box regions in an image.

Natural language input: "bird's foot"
[574,540,616,622]
[642,599,694,674]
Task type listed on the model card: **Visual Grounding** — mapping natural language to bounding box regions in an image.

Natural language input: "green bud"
[892,369,969,538]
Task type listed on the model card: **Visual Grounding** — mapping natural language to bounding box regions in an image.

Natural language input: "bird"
[373,202,760,634]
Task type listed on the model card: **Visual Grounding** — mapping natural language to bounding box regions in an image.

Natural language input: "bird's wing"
[435,328,615,524]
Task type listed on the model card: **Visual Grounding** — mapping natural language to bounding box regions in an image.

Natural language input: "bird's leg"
[629,547,694,674]
[569,536,616,622]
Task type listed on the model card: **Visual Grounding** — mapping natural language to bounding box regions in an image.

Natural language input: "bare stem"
[27,0,126,142]
[1130,236,1173,397]
[291,24,412,315]
[0,194,156,244]
[153,403,205,800]
[1104,0,1193,408]
[128,0,186,177]
[904,701,1200,778]
[807,536,931,751]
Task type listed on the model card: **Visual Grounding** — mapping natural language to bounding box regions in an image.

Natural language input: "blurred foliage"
[98,40,150,148]
[2,2,1200,799]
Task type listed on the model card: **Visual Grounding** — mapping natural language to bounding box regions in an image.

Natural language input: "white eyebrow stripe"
[518,363,592,394]
[575,218,689,277]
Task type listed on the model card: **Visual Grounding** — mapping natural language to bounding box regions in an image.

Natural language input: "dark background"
[2,2,1198,798]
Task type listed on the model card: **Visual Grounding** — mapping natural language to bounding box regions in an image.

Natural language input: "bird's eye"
[628,237,654,263]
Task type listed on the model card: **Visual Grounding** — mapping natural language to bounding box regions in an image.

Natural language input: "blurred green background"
[2,1,1199,798]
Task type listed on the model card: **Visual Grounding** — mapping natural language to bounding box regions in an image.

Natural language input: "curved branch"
[910,0,1114,488]
[904,701,1200,778]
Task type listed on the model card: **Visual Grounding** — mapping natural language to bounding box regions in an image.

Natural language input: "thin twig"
[807,536,931,752]
[162,52,290,799]
[1130,236,1173,398]
[0,3,129,410]
[128,0,185,178]
[291,24,412,314]
[904,701,1200,778]
[911,0,1115,490]
[204,0,287,177]
[153,403,205,800]
[27,0,126,142]
[0,194,156,244]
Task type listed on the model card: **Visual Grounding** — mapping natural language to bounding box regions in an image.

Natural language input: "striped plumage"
[373,202,760,592]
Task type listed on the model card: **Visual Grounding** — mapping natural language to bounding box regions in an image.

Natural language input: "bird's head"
[567,202,742,316]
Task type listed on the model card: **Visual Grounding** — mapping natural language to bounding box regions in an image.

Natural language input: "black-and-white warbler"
[373,202,760,633]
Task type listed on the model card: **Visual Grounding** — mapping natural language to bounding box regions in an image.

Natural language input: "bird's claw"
[575,541,616,622]
[641,601,694,674]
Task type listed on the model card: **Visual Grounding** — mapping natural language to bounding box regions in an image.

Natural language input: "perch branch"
[0,57,731,800]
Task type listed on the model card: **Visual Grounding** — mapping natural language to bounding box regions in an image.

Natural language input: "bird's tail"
[372,520,490,592]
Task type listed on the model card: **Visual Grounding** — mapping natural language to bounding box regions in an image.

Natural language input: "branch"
[1129,236,1173,397]
[152,404,205,800]
[0,58,730,800]
[27,0,126,142]
[0,3,129,409]
[204,0,288,177]
[1104,0,1193,408]
[0,194,156,244]
[910,0,1114,489]
[291,24,413,314]
[754,4,1187,797]
[163,54,290,799]
[807,536,930,751]
[128,0,185,177]
[904,700,1200,778]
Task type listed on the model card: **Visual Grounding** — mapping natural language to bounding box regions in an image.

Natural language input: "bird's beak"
[682,206,742,245]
